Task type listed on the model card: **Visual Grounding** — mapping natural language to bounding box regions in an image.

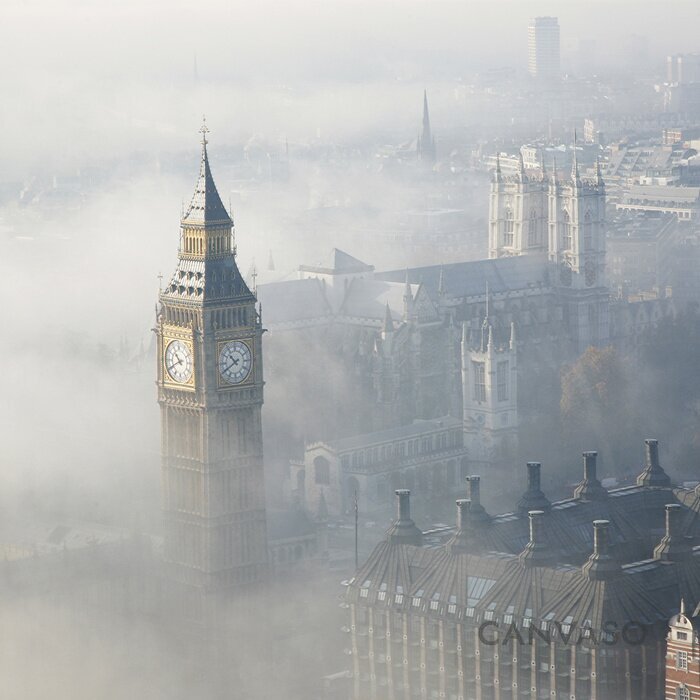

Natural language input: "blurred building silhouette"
[528,17,560,81]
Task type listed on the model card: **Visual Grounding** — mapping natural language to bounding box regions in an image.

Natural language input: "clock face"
[219,340,252,385]
[165,340,193,384]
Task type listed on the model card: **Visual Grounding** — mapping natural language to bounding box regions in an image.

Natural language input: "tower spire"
[419,90,435,164]
[182,118,232,226]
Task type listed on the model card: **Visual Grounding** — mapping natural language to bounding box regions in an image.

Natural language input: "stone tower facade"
[489,148,608,351]
[488,154,548,258]
[461,310,518,463]
[156,124,268,602]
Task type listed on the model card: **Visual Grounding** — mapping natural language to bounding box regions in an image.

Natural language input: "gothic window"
[314,456,330,485]
[678,686,690,700]
[504,209,514,247]
[497,361,509,402]
[472,362,486,402]
[677,651,688,671]
[583,211,592,251]
[562,210,572,250]
[528,209,538,246]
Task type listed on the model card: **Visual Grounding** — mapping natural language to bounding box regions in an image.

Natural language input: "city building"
[156,123,269,607]
[527,17,560,81]
[346,442,700,700]
[665,600,700,700]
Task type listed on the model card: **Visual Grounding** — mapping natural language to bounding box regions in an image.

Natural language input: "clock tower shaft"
[156,125,268,597]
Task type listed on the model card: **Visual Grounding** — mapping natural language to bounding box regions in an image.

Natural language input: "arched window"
[504,209,514,247]
[528,209,538,247]
[562,210,572,250]
[678,685,690,700]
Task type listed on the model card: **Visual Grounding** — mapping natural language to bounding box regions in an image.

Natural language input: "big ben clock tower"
[156,122,268,599]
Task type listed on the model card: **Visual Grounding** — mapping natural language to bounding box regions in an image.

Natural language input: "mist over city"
[2,1,700,699]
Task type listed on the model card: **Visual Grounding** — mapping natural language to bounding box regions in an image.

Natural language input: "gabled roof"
[299,248,374,276]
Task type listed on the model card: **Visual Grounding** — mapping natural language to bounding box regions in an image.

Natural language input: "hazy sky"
[2,0,699,172]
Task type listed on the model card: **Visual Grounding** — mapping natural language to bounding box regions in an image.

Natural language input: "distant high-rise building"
[528,16,560,80]
[667,53,700,85]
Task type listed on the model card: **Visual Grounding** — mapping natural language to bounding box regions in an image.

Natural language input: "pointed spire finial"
[509,320,517,350]
[540,149,547,179]
[595,155,604,187]
[517,150,525,181]
[571,129,580,183]
[200,115,209,147]
[494,153,502,182]
[438,264,446,296]
[681,598,686,615]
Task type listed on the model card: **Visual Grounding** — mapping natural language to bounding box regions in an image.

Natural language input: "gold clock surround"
[162,324,195,390]
[216,338,255,389]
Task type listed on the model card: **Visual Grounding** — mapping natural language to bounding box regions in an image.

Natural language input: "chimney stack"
[637,439,672,488]
[456,498,471,532]
[517,462,551,515]
[519,510,554,568]
[582,520,621,580]
[386,490,423,546]
[573,451,608,501]
[466,475,490,523]
[653,503,692,562]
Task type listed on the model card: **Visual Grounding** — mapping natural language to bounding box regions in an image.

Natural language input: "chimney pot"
[456,499,471,531]
[665,503,682,537]
[527,462,541,491]
[593,519,611,556]
[466,475,481,505]
[528,510,545,544]
[396,489,411,522]
[645,439,659,468]
[583,451,597,480]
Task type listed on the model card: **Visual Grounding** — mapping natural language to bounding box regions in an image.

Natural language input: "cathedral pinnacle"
[571,129,580,185]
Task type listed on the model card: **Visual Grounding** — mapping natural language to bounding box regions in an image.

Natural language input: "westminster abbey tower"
[156,123,268,599]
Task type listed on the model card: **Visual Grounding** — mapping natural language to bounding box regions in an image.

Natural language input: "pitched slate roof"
[348,479,700,636]
[299,248,374,275]
[375,254,550,300]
